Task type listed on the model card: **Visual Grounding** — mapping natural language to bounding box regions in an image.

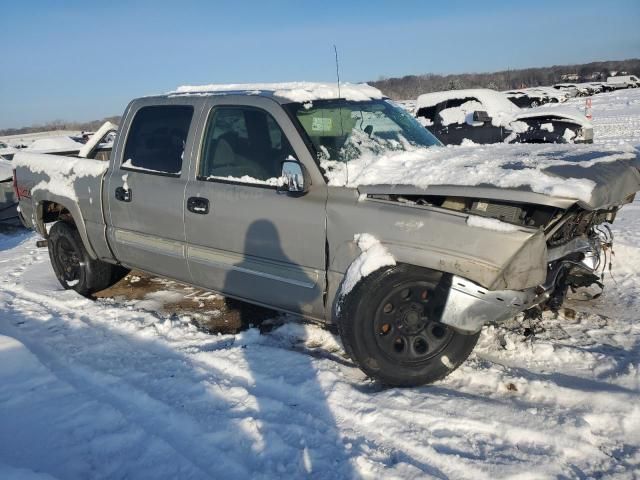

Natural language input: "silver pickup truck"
[12,83,640,386]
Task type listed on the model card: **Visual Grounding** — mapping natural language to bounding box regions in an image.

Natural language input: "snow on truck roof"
[170,82,384,103]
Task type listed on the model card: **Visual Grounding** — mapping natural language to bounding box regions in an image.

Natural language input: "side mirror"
[279,159,309,194]
[472,110,492,123]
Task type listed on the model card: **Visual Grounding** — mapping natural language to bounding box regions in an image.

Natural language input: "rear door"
[105,99,202,280]
[184,96,328,319]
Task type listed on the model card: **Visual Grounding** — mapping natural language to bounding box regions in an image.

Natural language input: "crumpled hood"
[327,143,640,210]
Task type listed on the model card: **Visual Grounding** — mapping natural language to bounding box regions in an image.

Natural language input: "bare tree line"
[370,59,640,100]
[0,116,121,137]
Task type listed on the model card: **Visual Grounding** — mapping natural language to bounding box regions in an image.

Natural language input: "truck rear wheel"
[338,264,480,387]
[48,221,128,297]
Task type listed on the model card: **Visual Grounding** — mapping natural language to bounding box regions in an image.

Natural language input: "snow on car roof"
[170,82,384,103]
[26,136,83,153]
[416,89,520,116]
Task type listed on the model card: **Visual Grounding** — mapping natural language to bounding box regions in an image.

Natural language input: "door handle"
[187,196,209,214]
[115,186,132,202]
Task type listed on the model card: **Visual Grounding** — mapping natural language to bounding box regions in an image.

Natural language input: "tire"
[48,221,127,297]
[337,264,480,387]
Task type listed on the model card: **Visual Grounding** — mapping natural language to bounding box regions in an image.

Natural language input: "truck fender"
[32,192,98,260]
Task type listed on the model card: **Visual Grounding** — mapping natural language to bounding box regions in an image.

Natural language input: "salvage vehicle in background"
[607,75,640,89]
[0,158,21,225]
[504,90,548,108]
[0,123,116,227]
[553,84,589,97]
[12,83,640,386]
[414,89,593,145]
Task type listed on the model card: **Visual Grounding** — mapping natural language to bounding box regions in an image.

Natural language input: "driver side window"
[199,107,295,184]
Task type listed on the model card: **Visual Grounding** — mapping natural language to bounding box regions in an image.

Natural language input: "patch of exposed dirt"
[94,270,276,334]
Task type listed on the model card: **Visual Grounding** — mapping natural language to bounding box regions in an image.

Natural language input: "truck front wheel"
[338,264,480,387]
[48,221,128,297]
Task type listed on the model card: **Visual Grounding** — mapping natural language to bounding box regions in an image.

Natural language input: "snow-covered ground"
[1,89,639,479]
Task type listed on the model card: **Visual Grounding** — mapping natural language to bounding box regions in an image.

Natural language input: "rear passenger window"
[123,105,193,175]
[199,107,295,185]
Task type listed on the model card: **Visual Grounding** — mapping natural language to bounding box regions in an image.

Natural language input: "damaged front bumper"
[440,233,604,333]
[439,276,543,333]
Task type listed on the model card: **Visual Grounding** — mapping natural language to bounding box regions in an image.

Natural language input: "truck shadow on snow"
[221,219,357,478]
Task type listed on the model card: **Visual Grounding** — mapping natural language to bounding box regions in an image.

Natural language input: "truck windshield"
[285,99,441,166]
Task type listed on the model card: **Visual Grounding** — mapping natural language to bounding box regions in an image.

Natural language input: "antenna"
[334,44,341,98]
[333,44,347,184]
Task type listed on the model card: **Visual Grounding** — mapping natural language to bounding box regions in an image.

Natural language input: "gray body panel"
[182,95,328,320]
[104,96,204,282]
[13,90,640,331]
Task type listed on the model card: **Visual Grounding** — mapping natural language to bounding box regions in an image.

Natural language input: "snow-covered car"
[0,157,21,225]
[553,84,586,97]
[529,86,569,103]
[414,89,593,145]
[0,141,18,160]
[12,83,640,387]
[504,90,548,108]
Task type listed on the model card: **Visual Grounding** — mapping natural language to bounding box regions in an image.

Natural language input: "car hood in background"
[514,106,593,128]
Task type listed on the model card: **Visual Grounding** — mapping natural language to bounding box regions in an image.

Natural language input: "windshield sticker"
[312,117,332,131]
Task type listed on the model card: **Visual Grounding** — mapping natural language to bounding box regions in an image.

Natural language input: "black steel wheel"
[48,221,126,297]
[373,280,454,365]
[338,264,480,387]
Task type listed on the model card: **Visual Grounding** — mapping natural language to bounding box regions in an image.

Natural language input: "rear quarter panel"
[14,153,112,260]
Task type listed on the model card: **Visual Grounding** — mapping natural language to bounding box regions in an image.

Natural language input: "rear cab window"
[122,105,194,176]
[198,106,295,186]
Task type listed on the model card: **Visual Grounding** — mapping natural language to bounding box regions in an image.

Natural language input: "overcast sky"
[1,0,638,128]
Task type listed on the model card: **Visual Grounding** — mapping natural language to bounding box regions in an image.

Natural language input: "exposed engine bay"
[367,193,626,314]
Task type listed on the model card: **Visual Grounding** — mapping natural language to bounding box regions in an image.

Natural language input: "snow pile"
[172,82,384,103]
[438,100,484,126]
[340,233,396,297]
[13,152,108,201]
[26,136,83,153]
[321,141,637,203]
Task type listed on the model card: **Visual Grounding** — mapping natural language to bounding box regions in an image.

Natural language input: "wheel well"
[41,201,75,225]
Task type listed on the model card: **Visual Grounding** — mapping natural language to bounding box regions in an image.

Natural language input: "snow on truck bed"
[0,89,639,479]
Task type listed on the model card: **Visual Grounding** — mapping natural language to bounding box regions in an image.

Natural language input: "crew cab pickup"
[13,82,640,387]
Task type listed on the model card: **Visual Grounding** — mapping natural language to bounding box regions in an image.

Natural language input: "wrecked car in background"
[0,157,21,225]
[12,83,640,387]
[415,88,593,145]
[0,123,117,227]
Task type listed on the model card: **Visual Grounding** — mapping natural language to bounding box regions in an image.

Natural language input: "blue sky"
[1,0,638,128]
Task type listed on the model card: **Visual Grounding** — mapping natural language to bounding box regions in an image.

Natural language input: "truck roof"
[162,82,385,104]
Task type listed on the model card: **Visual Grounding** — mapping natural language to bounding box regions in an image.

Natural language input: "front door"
[105,101,200,281]
[184,97,327,319]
